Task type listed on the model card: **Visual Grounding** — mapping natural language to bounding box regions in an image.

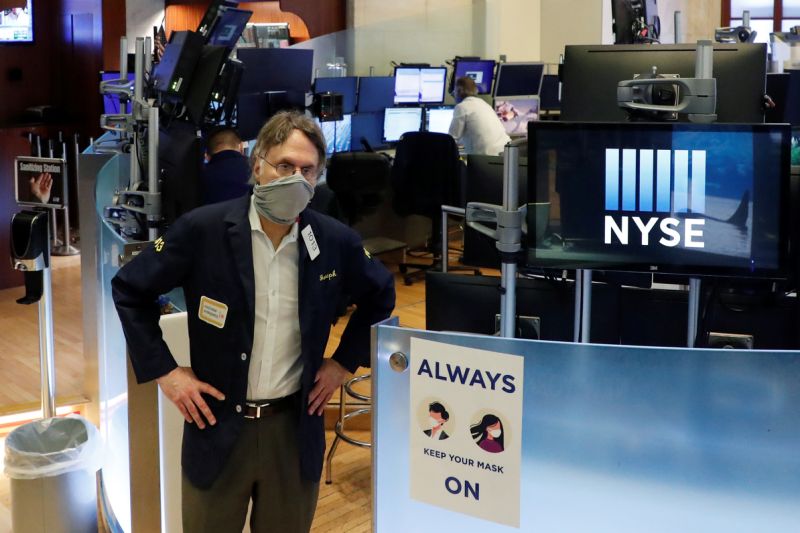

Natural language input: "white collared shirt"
[247,197,303,400]
[448,96,511,156]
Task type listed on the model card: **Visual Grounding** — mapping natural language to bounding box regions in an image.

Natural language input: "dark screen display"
[237,48,313,93]
[314,77,358,115]
[357,76,395,113]
[527,122,790,278]
[207,8,251,47]
[560,44,768,123]
[351,112,385,151]
[454,60,495,94]
[494,63,544,97]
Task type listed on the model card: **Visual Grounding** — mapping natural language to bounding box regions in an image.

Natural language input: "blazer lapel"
[225,196,256,325]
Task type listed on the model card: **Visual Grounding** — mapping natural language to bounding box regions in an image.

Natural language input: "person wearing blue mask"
[112,111,396,533]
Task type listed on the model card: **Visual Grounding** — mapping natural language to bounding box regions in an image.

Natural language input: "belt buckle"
[246,401,271,419]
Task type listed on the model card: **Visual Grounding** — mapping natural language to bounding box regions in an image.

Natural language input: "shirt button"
[235,405,242,413]
[241,352,247,361]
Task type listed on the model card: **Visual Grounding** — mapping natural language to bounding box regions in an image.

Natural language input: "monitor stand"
[687,277,701,347]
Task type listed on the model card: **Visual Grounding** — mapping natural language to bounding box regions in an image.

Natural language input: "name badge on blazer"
[198,296,228,329]
[301,225,320,261]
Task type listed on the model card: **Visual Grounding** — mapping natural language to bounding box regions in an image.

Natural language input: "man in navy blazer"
[112,111,395,532]
[200,127,252,205]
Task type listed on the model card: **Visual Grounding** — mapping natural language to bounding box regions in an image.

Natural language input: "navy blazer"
[112,195,395,488]
[200,150,252,205]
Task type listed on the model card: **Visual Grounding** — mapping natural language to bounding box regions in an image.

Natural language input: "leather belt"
[243,392,299,419]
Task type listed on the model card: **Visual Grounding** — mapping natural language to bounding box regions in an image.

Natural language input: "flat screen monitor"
[792,127,800,167]
[453,59,495,94]
[494,98,539,136]
[493,62,545,98]
[351,113,385,152]
[561,44,768,123]
[526,121,791,278]
[765,73,789,124]
[357,76,395,113]
[237,48,313,94]
[314,77,358,115]
[383,107,422,142]
[315,114,352,155]
[100,71,134,114]
[785,69,800,127]
[540,74,561,111]
[425,106,454,135]
[207,8,251,47]
[0,0,33,43]
[393,67,447,105]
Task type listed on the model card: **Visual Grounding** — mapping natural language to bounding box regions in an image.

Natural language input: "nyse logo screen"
[604,148,706,249]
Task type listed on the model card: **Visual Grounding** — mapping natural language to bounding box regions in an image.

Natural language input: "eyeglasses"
[258,155,317,179]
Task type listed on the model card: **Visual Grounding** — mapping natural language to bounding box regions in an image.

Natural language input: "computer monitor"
[207,8,251,48]
[393,67,447,105]
[357,76,395,113]
[383,107,423,143]
[493,62,545,98]
[351,113,386,152]
[539,74,561,111]
[0,0,33,43]
[765,73,789,124]
[526,121,791,279]
[560,44,768,123]
[785,69,800,127]
[452,59,495,94]
[425,271,621,343]
[237,48,314,94]
[314,77,358,115]
[425,106,454,135]
[314,114,352,155]
[494,98,539,136]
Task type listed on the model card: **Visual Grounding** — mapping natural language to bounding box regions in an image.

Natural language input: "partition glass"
[373,322,800,533]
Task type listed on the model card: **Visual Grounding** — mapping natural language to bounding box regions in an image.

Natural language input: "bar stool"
[325,373,371,484]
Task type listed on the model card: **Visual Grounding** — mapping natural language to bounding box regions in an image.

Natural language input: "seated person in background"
[201,127,252,205]
[448,76,511,156]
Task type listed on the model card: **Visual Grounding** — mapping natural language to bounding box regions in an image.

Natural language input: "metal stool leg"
[325,384,346,484]
[325,374,372,484]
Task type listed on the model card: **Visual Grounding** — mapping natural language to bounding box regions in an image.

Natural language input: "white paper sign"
[409,337,524,528]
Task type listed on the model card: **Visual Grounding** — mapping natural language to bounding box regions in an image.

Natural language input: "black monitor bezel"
[382,106,423,143]
[492,62,545,98]
[393,66,448,106]
[526,121,792,279]
[424,105,455,134]
[451,58,496,95]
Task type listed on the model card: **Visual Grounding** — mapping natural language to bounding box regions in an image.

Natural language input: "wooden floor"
[0,247,455,532]
[0,255,85,412]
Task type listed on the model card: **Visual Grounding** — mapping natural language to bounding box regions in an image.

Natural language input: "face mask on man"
[252,173,315,225]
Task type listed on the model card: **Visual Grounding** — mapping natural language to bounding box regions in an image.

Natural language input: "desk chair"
[390,131,478,285]
[325,152,407,257]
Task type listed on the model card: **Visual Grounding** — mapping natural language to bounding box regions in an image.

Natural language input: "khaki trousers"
[182,409,320,533]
